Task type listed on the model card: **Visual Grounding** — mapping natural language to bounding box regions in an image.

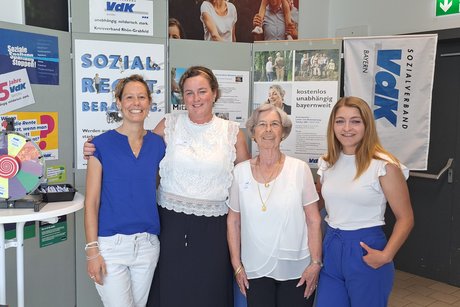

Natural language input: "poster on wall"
[169,0,299,42]
[0,69,36,113]
[0,112,59,160]
[89,0,154,36]
[170,68,250,125]
[0,29,59,85]
[74,39,165,169]
[344,34,437,170]
[252,48,341,167]
[39,216,67,248]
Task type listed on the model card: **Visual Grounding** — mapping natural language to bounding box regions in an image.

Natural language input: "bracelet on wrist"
[311,259,323,268]
[234,265,244,277]
[85,241,99,251]
[86,252,101,261]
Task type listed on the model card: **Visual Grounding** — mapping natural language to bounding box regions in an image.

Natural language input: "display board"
[252,39,342,166]
[0,21,76,307]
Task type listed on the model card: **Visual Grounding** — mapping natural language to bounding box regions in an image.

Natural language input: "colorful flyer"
[0,112,59,160]
[0,69,36,114]
[0,29,59,85]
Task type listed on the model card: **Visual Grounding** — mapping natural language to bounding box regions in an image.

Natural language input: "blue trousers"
[316,225,394,307]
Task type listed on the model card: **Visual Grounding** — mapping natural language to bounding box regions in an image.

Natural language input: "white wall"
[0,0,24,24]
[299,0,330,39]
[328,0,460,37]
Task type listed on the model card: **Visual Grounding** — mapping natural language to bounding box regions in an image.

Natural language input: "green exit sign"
[436,0,460,16]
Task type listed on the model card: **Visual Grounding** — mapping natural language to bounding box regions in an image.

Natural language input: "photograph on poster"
[253,50,294,82]
[168,0,299,43]
[253,82,293,114]
[294,49,340,81]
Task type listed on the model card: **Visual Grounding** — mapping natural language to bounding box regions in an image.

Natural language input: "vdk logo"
[373,50,401,127]
[106,2,135,12]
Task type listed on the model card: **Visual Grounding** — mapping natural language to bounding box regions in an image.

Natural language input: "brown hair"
[323,96,399,179]
[178,66,221,101]
[168,18,185,39]
[114,74,152,103]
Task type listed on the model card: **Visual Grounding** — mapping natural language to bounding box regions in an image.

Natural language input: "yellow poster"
[0,112,58,160]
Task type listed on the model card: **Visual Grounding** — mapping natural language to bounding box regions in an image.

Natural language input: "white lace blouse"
[158,113,239,217]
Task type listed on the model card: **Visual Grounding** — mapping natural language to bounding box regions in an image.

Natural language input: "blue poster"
[0,29,59,85]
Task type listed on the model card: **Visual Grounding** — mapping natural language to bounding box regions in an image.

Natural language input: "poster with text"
[252,48,341,167]
[0,29,59,85]
[89,0,154,36]
[170,68,250,126]
[74,39,165,169]
[0,69,35,113]
[344,34,437,170]
[0,112,59,160]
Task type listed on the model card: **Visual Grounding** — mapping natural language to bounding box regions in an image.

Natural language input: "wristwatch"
[311,259,323,268]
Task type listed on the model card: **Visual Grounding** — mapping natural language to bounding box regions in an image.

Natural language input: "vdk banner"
[344,34,437,170]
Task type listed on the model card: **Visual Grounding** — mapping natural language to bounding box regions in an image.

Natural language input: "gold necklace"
[256,155,283,211]
[257,181,275,212]
[257,154,282,187]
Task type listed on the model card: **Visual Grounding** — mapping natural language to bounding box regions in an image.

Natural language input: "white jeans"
[95,233,160,307]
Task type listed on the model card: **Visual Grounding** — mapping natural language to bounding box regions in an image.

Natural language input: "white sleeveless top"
[317,152,409,230]
[158,113,239,217]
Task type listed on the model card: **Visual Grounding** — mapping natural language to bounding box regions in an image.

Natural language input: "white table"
[0,193,84,307]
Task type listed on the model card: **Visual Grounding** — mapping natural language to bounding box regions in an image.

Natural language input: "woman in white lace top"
[148,66,249,307]
[84,66,249,307]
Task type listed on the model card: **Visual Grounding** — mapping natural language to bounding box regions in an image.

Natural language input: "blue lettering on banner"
[82,101,109,112]
[80,54,159,71]
[106,2,135,12]
[10,83,26,92]
[373,49,401,127]
[309,158,318,164]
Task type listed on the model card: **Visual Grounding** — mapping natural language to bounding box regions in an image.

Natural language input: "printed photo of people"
[253,82,293,115]
[168,0,299,43]
[294,49,340,81]
[253,50,294,82]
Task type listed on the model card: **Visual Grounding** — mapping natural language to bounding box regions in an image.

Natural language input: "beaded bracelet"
[85,241,99,251]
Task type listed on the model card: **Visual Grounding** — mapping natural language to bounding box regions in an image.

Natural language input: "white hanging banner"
[344,34,437,170]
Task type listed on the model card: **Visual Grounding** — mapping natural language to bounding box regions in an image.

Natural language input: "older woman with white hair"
[227,104,322,307]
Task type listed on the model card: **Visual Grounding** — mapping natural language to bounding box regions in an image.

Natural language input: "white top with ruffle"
[159,113,238,217]
[317,152,409,230]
